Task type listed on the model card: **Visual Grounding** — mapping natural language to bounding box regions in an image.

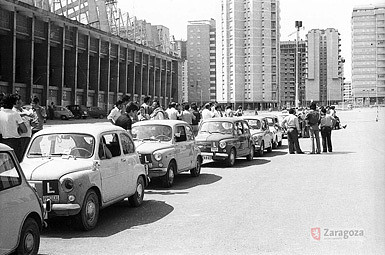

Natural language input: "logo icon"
[311,227,321,241]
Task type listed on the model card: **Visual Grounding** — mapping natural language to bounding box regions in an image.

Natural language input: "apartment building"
[306,28,343,105]
[219,0,280,110]
[280,40,307,108]
[352,4,385,106]
[187,19,216,105]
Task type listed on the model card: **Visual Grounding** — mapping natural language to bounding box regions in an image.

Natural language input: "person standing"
[191,104,201,136]
[281,108,304,154]
[0,94,28,161]
[138,106,150,121]
[107,100,123,124]
[30,97,45,134]
[225,105,234,117]
[115,102,139,136]
[201,103,214,120]
[166,102,178,120]
[305,102,321,154]
[180,104,195,125]
[141,96,152,115]
[319,108,334,153]
[234,106,243,116]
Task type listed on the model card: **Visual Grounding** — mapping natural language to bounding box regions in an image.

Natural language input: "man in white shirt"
[166,102,179,120]
[201,103,214,120]
[107,100,123,124]
[281,108,304,154]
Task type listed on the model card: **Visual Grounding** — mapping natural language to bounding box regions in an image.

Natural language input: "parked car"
[195,117,255,166]
[66,105,89,119]
[20,123,148,231]
[87,106,107,119]
[260,114,284,148]
[241,116,273,156]
[53,105,74,120]
[22,104,47,123]
[131,120,202,188]
[0,143,46,255]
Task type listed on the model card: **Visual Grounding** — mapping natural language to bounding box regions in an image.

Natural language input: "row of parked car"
[0,113,285,255]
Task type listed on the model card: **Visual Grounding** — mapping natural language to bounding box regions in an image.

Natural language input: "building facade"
[306,28,343,106]
[351,4,385,106]
[0,0,180,110]
[343,80,353,104]
[219,0,280,110]
[187,19,216,106]
[279,40,307,108]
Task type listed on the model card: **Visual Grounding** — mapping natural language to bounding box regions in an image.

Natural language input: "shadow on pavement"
[261,150,287,157]
[42,200,173,238]
[203,158,271,168]
[147,173,222,190]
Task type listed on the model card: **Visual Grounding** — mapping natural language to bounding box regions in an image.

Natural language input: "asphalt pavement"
[38,107,385,255]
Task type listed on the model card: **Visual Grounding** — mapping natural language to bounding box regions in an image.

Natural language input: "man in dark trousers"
[114,102,139,136]
[281,108,304,154]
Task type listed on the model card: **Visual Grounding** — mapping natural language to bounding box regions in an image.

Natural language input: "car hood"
[20,158,93,180]
[134,141,174,154]
[195,133,234,142]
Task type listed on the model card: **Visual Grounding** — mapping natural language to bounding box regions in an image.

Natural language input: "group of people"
[0,93,45,161]
[107,96,246,136]
[281,102,346,155]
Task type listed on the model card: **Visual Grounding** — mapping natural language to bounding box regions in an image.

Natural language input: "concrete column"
[29,15,35,99]
[11,8,16,90]
[45,20,51,106]
[95,37,101,107]
[85,32,90,105]
[59,24,65,106]
[73,28,78,104]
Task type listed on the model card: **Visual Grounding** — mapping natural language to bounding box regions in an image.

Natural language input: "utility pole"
[295,21,302,109]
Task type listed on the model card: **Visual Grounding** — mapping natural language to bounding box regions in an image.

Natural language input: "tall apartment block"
[280,40,307,108]
[219,0,280,110]
[174,40,189,103]
[187,19,216,105]
[306,28,344,105]
[352,4,385,106]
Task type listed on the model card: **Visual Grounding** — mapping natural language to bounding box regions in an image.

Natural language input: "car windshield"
[199,121,233,134]
[27,134,95,158]
[245,119,261,129]
[56,106,66,111]
[132,125,172,142]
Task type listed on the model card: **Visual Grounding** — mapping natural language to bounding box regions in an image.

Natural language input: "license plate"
[211,147,218,152]
[203,155,212,160]
[43,195,59,203]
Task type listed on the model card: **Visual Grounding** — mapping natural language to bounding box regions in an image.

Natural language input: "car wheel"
[267,141,273,153]
[226,148,236,167]
[257,142,264,157]
[190,157,202,177]
[77,189,99,231]
[60,115,66,120]
[246,145,254,161]
[17,218,40,255]
[99,114,104,119]
[128,176,145,207]
[162,162,176,188]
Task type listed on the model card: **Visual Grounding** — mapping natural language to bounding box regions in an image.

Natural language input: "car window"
[242,121,250,133]
[199,121,233,134]
[0,152,21,191]
[175,126,187,142]
[102,133,121,157]
[246,119,261,129]
[132,125,172,142]
[120,133,135,154]
[236,122,244,135]
[185,125,194,141]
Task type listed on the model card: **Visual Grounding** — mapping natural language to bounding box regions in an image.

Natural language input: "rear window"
[0,152,21,191]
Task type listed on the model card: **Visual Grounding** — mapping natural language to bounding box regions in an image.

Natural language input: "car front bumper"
[201,152,228,161]
[44,203,81,217]
[148,167,168,177]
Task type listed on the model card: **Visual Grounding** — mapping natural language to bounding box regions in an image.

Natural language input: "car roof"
[34,123,125,137]
[200,117,244,123]
[132,119,189,127]
[0,143,13,151]
[240,115,267,121]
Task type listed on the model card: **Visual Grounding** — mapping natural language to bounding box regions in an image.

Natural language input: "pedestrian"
[305,102,321,154]
[166,102,178,120]
[107,100,123,124]
[115,102,139,136]
[48,102,55,120]
[141,96,152,115]
[320,108,334,153]
[30,97,45,134]
[180,104,195,125]
[213,104,223,118]
[138,105,150,121]
[191,104,201,136]
[234,106,243,116]
[12,94,33,160]
[225,105,234,117]
[150,101,167,120]
[281,108,304,154]
[201,103,214,120]
[0,94,28,162]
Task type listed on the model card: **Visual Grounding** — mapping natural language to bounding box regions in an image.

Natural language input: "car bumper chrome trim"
[201,152,228,158]
[148,168,168,177]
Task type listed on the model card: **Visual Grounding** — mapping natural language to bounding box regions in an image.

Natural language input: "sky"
[118,0,384,80]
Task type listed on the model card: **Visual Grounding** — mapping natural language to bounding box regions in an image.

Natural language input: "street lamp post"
[295,21,302,109]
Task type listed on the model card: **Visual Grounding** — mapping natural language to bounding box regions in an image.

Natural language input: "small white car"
[20,123,148,231]
[241,116,274,156]
[0,143,45,255]
[260,114,284,149]
[132,120,202,188]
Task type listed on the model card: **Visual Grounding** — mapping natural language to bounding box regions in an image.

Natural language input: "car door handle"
[121,158,126,162]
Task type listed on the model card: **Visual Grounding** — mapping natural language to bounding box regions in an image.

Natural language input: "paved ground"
[38,107,385,255]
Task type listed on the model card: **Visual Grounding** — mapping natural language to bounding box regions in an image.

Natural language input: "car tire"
[60,115,67,120]
[17,218,40,255]
[226,148,236,167]
[257,142,264,157]
[77,189,99,231]
[190,157,202,177]
[162,162,176,188]
[246,145,254,161]
[128,176,145,207]
[99,114,104,119]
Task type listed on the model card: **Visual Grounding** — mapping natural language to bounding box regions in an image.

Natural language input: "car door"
[119,132,139,196]
[98,133,125,202]
[242,121,252,152]
[235,121,247,156]
[174,125,191,172]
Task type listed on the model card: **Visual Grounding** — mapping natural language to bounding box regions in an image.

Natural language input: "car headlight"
[153,152,162,161]
[62,178,74,192]
[219,141,226,149]
[252,136,259,144]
